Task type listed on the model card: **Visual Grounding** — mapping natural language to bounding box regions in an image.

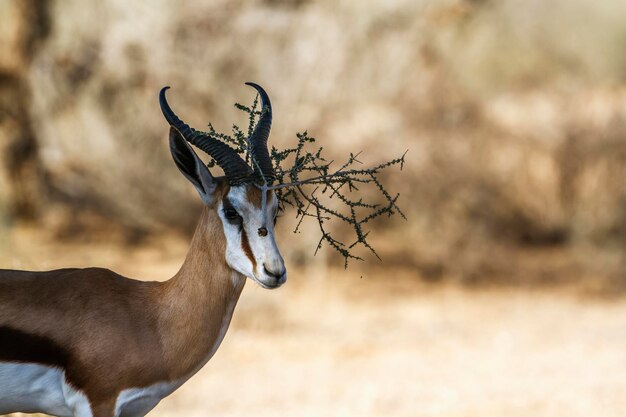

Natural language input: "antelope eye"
[224,208,241,221]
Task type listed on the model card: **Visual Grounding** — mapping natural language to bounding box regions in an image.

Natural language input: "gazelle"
[0,83,286,417]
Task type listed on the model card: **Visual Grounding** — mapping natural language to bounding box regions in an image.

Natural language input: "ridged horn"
[245,82,275,184]
[159,86,251,184]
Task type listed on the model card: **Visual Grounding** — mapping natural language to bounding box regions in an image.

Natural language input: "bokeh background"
[1,1,625,416]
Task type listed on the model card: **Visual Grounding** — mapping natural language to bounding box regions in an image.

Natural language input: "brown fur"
[246,186,273,209]
[0,180,246,414]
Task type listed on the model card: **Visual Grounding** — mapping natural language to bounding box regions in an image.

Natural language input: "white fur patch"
[219,186,285,287]
[0,362,90,417]
[115,381,177,417]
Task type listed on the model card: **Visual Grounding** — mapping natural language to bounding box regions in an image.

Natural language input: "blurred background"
[1,0,625,416]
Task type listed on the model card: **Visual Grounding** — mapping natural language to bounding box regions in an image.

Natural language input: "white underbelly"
[0,362,79,416]
[0,362,182,417]
[0,363,198,417]
[115,381,180,417]
[0,310,235,417]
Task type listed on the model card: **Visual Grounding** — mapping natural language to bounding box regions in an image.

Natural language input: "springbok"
[0,83,286,417]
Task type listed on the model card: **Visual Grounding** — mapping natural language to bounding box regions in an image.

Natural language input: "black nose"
[263,265,286,281]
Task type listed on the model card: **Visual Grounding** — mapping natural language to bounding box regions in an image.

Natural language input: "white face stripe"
[217,185,286,288]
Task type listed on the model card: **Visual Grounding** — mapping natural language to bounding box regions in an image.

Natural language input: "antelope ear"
[169,127,217,205]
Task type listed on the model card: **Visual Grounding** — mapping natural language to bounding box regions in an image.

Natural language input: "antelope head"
[160,83,286,289]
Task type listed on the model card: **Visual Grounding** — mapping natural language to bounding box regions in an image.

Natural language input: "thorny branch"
[200,97,407,267]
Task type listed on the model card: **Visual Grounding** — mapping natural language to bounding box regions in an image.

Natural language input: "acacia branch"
[203,98,407,266]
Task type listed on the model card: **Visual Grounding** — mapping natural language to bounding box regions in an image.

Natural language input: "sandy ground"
[153,280,626,417]
[2,229,626,417]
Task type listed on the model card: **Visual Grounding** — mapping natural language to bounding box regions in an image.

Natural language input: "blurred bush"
[0,0,624,284]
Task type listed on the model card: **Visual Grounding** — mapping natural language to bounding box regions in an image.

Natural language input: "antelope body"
[0,84,286,417]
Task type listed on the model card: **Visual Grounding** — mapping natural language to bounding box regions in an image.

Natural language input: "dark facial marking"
[223,195,255,268]
[240,227,257,270]
[223,198,242,228]
[258,227,268,237]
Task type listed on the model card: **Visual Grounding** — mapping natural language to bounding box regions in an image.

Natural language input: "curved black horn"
[159,87,251,183]
[245,82,275,183]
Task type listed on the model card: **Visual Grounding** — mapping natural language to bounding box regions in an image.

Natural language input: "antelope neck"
[157,207,246,379]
